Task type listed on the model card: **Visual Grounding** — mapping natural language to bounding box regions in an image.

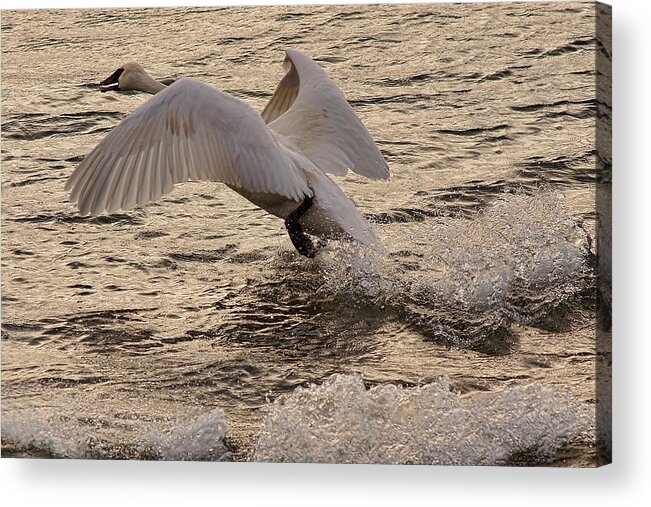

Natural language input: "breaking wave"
[253,373,590,465]
[2,372,590,465]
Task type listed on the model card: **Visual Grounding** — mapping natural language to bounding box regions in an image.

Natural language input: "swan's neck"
[134,74,167,95]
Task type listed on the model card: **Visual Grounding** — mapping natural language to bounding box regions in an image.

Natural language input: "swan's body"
[66,50,389,256]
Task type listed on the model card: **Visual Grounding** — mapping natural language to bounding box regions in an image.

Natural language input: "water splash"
[304,190,591,349]
[252,373,590,465]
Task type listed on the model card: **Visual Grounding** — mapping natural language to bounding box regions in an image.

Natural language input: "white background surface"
[1,0,648,505]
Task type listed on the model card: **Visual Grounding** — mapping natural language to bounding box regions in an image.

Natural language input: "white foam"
[143,408,230,461]
[2,407,230,461]
[252,373,590,465]
[1,410,100,459]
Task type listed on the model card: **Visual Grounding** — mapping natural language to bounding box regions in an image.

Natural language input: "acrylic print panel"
[1,2,611,466]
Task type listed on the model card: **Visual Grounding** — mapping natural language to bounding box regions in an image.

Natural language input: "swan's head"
[99,62,163,94]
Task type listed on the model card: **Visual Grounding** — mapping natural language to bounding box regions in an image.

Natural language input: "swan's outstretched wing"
[261,49,390,181]
[66,78,313,216]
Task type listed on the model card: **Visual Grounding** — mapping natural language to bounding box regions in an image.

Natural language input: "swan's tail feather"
[302,172,383,252]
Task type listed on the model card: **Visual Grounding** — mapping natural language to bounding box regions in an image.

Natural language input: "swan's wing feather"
[66,78,312,216]
[264,49,389,181]
[261,57,299,124]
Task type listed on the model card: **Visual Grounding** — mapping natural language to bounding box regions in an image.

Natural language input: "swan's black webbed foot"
[285,196,316,258]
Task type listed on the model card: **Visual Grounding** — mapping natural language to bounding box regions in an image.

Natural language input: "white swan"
[66,49,389,257]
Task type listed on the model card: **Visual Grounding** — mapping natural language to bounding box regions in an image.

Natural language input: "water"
[1,3,605,465]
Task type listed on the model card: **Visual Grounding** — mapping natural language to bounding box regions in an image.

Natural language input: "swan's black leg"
[285,196,316,258]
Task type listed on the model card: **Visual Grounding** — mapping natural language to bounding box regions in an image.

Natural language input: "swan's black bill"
[99,67,124,92]
[285,196,316,258]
